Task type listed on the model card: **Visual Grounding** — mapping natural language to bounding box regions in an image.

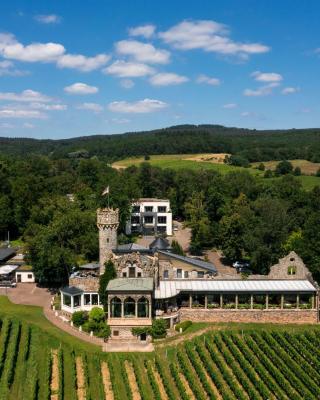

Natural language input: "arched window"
[124,297,136,317]
[110,297,122,318]
[137,297,149,318]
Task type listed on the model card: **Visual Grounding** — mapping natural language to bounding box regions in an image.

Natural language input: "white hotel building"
[125,198,172,236]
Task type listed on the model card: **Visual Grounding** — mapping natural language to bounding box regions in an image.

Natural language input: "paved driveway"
[0,283,53,307]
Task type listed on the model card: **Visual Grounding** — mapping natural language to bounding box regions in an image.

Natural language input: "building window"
[122,272,127,278]
[288,265,296,275]
[63,294,71,307]
[111,297,122,318]
[131,216,140,224]
[132,206,140,213]
[27,274,33,279]
[137,297,149,318]
[158,206,166,212]
[84,294,91,305]
[92,294,98,305]
[113,330,119,336]
[137,272,142,277]
[158,216,167,224]
[184,271,189,278]
[144,216,153,224]
[145,206,153,212]
[129,267,136,278]
[73,295,81,308]
[124,297,136,318]
[163,270,169,279]
[177,269,182,278]
[197,271,204,278]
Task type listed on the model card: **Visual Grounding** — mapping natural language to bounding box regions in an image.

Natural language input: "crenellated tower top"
[97,208,119,274]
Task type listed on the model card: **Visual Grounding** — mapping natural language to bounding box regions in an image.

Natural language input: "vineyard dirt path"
[101,361,114,400]
[179,372,195,399]
[156,326,222,348]
[125,360,141,400]
[150,363,168,400]
[50,349,59,400]
[76,357,86,400]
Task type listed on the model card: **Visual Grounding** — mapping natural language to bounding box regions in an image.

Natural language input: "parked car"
[236,266,252,275]
[232,260,250,269]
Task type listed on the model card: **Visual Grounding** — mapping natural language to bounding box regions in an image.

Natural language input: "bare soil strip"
[150,362,168,400]
[101,361,114,400]
[125,360,141,400]
[179,372,195,400]
[76,356,86,400]
[50,349,59,400]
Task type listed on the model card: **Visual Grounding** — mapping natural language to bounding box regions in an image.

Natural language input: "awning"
[154,279,317,299]
[0,265,19,276]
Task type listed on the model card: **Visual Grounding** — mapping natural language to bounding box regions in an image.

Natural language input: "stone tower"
[97,207,119,274]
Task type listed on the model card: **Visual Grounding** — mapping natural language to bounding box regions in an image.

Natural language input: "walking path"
[1,284,104,347]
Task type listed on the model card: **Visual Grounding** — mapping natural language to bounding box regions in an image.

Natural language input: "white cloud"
[120,79,135,89]
[23,122,35,128]
[159,20,270,58]
[243,82,279,97]
[129,24,156,38]
[34,14,61,24]
[282,87,299,95]
[150,72,188,86]
[111,117,131,124]
[0,60,28,76]
[251,71,283,82]
[0,33,65,62]
[0,32,108,71]
[64,83,98,95]
[108,98,168,113]
[115,40,170,64]
[0,122,14,129]
[223,103,237,109]
[241,111,257,117]
[76,102,103,113]
[0,108,47,119]
[29,102,67,110]
[0,89,52,102]
[103,60,155,77]
[57,53,110,72]
[196,74,220,86]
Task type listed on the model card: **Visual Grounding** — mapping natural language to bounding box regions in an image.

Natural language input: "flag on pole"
[102,186,109,196]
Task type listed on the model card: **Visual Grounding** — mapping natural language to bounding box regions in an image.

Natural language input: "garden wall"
[179,308,318,324]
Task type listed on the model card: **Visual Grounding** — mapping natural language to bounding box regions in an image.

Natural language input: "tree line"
[1,124,320,163]
[0,155,319,284]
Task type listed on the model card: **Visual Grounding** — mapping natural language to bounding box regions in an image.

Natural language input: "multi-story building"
[125,198,172,236]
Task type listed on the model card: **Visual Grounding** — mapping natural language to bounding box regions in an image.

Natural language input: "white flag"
[102,186,109,196]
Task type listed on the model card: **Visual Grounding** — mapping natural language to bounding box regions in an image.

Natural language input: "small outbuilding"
[15,265,35,283]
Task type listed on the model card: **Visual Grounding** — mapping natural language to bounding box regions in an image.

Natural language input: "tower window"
[129,267,136,278]
[106,238,109,243]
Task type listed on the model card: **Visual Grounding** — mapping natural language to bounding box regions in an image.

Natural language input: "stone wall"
[179,308,318,324]
[69,276,99,291]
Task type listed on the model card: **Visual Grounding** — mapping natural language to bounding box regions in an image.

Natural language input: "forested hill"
[1,124,320,162]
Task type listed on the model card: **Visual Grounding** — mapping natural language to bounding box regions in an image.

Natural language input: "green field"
[1,296,320,399]
[113,154,320,190]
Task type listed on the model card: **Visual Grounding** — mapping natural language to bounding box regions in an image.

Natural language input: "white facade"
[15,270,35,283]
[126,198,172,236]
[60,290,103,313]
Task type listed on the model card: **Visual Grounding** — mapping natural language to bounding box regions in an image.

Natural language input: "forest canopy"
[0,154,320,285]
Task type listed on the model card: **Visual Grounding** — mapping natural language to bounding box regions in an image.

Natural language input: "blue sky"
[0,0,319,138]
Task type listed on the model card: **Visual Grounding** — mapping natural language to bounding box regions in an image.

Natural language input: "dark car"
[236,266,252,274]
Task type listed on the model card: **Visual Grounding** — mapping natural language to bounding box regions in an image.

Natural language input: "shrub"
[131,327,152,337]
[89,307,105,323]
[171,240,185,256]
[151,319,167,339]
[174,320,192,332]
[72,311,88,327]
[95,325,111,339]
[275,160,293,175]
[293,166,301,176]
[264,169,273,178]
[257,163,265,171]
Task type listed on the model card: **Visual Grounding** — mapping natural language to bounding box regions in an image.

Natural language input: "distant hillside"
[1,124,320,163]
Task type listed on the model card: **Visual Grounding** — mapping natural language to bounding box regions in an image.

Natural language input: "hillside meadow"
[112,154,320,190]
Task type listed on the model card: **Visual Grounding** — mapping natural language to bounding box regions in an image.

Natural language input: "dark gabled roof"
[158,250,217,273]
[0,248,16,262]
[149,237,171,251]
[107,277,154,292]
[60,286,83,296]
